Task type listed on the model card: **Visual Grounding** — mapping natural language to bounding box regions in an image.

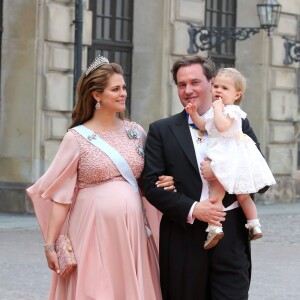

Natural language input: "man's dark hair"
[171,55,216,84]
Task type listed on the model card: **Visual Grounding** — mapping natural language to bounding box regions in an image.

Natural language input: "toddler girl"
[185,68,276,249]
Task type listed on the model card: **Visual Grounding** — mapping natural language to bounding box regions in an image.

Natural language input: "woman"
[27,56,174,299]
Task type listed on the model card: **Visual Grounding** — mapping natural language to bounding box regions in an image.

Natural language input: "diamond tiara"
[85,55,109,76]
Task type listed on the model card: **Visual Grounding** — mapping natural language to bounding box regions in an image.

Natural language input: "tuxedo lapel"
[169,111,200,175]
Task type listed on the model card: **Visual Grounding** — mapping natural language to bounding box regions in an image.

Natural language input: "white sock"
[245,219,261,229]
[206,224,222,232]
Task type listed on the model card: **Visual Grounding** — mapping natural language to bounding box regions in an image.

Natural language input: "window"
[205,0,236,68]
[89,0,133,112]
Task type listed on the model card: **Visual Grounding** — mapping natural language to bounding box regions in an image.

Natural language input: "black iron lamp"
[257,0,282,36]
[283,37,300,64]
[187,0,282,54]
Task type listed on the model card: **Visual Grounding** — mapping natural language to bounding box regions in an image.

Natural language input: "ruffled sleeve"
[136,123,147,147]
[26,131,80,239]
[223,105,247,120]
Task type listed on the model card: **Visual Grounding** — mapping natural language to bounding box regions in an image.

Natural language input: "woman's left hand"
[156,175,176,192]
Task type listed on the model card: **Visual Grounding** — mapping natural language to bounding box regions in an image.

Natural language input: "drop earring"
[95,100,101,110]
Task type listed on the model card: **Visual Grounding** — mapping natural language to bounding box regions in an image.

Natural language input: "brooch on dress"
[87,134,97,141]
[126,128,140,139]
[126,128,144,157]
[136,145,144,157]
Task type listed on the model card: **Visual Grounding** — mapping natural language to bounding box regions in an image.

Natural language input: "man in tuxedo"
[143,55,266,299]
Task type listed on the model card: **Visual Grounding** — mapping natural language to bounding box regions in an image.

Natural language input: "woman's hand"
[44,246,60,275]
[156,175,176,192]
[44,202,70,276]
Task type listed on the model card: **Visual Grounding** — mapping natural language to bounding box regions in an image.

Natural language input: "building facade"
[0,0,299,213]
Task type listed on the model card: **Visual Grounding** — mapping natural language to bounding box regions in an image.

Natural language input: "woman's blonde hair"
[70,63,124,128]
[217,67,246,105]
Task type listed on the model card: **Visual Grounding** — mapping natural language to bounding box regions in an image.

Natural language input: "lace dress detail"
[70,120,144,189]
[205,105,276,194]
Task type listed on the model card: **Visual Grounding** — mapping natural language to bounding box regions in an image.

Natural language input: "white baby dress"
[205,105,276,194]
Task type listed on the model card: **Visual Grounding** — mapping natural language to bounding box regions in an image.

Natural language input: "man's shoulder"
[241,117,250,129]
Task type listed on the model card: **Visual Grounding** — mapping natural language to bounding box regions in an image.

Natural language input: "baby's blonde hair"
[216,68,246,105]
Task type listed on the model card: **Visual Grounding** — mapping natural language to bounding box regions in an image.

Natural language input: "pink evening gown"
[27,120,162,300]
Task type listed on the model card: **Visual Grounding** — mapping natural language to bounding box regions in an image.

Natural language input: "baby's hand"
[212,97,224,110]
[185,101,197,114]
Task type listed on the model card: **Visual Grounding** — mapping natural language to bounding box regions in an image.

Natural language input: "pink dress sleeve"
[135,123,162,250]
[26,131,80,239]
[134,123,147,146]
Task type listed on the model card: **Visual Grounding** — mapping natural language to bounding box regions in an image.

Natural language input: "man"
[143,55,267,299]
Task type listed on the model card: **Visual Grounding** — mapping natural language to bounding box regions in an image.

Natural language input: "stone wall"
[0,0,92,212]
[0,0,299,212]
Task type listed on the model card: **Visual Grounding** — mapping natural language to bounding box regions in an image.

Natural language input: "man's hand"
[192,198,226,226]
[200,157,216,180]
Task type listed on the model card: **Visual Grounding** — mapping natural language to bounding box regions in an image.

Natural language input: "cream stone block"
[268,145,293,175]
[277,14,297,37]
[54,0,73,4]
[45,74,73,111]
[0,157,31,182]
[48,45,73,71]
[46,3,92,45]
[269,123,295,143]
[170,85,183,115]
[272,69,296,90]
[172,22,192,55]
[280,0,300,15]
[3,0,37,39]
[45,113,71,139]
[81,46,88,70]
[270,36,286,66]
[270,91,298,121]
[47,45,88,73]
[44,140,61,169]
[46,4,73,43]
[256,176,295,204]
[177,0,205,22]
[83,10,93,45]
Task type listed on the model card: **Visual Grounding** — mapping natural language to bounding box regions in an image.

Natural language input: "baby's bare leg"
[236,194,257,220]
[209,180,225,209]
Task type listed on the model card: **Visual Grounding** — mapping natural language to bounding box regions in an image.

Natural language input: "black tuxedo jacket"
[143,110,264,300]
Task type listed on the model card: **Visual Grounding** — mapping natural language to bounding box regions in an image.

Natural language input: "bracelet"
[44,243,56,252]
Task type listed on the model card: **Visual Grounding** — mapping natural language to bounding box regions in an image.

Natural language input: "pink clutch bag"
[56,234,77,278]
